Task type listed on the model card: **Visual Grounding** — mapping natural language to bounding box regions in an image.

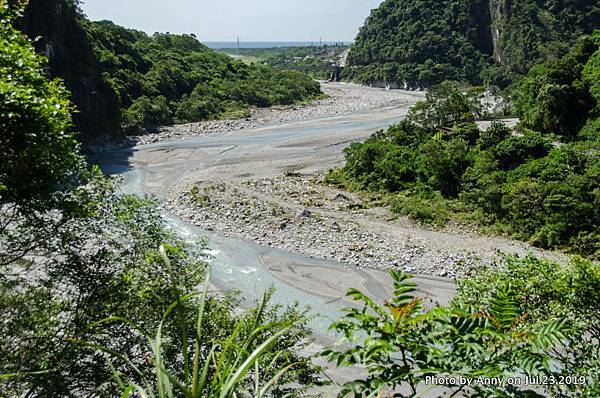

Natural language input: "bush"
[477,120,511,149]
[88,249,324,398]
[417,138,471,197]
[493,132,552,170]
[124,95,173,132]
[392,190,450,225]
[323,268,576,397]
[334,93,599,255]
[456,255,600,397]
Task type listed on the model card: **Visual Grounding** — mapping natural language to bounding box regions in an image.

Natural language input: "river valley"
[95,82,564,339]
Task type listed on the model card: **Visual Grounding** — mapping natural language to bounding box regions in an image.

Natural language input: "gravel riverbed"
[110,83,424,148]
[102,81,559,283]
[165,174,481,280]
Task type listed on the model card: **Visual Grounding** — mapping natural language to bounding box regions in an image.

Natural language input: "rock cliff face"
[488,0,507,64]
[18,0,121,146]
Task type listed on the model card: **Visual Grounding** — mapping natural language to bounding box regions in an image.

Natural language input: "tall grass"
[84,245,303,398]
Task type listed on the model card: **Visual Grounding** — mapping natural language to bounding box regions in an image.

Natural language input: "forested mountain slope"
[346,0,600,89]
[17,0,321,145]
[85,21,321,135]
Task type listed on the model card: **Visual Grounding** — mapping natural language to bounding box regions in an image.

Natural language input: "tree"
[408,81,481,129]
[323,269,571,397]
[0,4,84,211]
[477,120,511,149]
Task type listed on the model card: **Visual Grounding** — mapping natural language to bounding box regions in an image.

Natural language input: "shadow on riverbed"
[88,145,136,179]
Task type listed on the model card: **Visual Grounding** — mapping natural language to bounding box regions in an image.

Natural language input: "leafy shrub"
[417,138,471,197]
[493,132,552,170]
[456,255,600,397]
[478,121,511,149]
[88,248,323,398]
[392,190,450,225]
[124,95,173,132]
[323,269,574,397]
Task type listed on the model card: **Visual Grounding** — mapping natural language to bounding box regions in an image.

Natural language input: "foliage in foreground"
[324,257,598,397]
[0,2,83,211]
[90,248,322,398]
[457,255,600,398]
[0,6,321,396]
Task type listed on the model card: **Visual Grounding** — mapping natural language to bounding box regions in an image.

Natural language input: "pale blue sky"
[79,0,383,42]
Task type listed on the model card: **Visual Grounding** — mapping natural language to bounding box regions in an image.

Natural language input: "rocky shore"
[165,174,483,280]
[109,83,424,148]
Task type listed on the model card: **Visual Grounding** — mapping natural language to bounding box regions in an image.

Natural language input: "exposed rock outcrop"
[18,0,122,147]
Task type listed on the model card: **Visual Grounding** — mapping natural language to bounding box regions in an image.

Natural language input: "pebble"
[168,175,478,278]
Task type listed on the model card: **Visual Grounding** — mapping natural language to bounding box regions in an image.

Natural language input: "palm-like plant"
[323,270,570,398]
[79,246,316,398]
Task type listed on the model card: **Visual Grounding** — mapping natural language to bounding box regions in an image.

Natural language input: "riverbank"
[165,172,566,281]
[109,82,425,148]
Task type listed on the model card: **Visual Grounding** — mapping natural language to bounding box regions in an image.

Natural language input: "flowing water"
[96,99,456,339]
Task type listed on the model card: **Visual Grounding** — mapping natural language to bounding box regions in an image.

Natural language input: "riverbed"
[95,82,562,338]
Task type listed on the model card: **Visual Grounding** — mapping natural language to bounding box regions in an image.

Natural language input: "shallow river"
[96,101,456,338]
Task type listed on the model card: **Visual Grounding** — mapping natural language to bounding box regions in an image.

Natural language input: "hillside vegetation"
[18,0,321,142]
[345,0,600,88]
[85,21,322,134]
[329,33,600,258]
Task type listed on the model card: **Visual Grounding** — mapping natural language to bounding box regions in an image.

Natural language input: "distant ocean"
[204,41,350,49]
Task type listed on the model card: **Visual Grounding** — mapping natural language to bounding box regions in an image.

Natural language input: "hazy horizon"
[79,0,382,42]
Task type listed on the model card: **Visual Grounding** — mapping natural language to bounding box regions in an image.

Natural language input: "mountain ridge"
[345,0,600,88]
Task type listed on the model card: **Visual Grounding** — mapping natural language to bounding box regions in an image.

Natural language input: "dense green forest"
[17,0,321,142]
[345,0,600,88]
[218,44,348,80]
[329,33,600,258]
[85,21,322,134]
